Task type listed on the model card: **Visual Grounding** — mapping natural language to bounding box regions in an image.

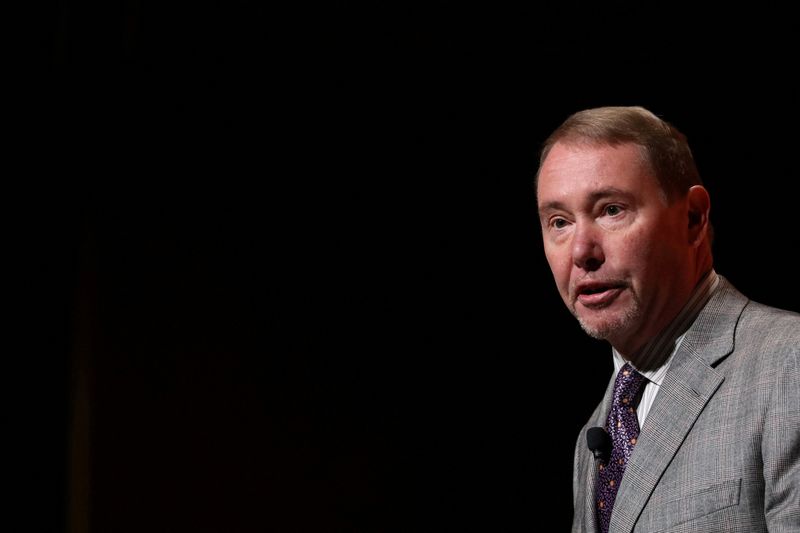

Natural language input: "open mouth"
[575,283,625,308]
[581,286,610,295]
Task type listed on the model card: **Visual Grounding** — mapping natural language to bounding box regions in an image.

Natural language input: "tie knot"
[614,363,646,402]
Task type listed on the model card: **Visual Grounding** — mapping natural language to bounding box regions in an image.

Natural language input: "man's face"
[537,141,693,354]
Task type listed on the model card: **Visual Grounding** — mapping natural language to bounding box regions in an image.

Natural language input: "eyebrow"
[538,187,635,214]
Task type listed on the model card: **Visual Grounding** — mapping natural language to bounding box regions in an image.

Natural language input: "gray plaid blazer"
[571,278,800,532]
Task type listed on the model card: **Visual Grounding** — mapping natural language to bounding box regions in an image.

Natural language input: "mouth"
[574,282,626,308]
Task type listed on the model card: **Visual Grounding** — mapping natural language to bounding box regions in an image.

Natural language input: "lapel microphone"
[587,427,611,461]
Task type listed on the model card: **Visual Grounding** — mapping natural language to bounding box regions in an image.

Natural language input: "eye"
[552,217,569,229]
[604,204,623,216]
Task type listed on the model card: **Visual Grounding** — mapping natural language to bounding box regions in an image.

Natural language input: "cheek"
[615,224,675,281]
[608,229,653,275]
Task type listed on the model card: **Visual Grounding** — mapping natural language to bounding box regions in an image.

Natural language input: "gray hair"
[536,106,703,202]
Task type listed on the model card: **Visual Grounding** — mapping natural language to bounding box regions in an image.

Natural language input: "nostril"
[583,257,602,271]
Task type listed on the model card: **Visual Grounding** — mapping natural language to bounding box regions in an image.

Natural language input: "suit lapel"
[607,279,748,533]
[608,352,725,532]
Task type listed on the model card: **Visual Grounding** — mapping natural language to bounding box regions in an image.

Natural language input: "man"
[535,106,799,532]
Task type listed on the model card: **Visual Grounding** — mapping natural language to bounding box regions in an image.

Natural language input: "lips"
[574,281,626,308]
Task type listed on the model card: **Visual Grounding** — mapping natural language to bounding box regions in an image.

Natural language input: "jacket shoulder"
[736,300,800,355]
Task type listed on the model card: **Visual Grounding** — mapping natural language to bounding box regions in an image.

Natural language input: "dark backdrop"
[20,2,800,532]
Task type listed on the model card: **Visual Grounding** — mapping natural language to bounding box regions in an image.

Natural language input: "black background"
[17,2,800,532]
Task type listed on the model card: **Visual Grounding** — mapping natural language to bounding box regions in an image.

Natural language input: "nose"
[572,222,605,272]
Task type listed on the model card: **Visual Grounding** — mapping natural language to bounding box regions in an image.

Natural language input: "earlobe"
[687,185,711,246]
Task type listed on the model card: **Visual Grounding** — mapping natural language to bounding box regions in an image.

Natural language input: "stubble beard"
[572,292,642,342]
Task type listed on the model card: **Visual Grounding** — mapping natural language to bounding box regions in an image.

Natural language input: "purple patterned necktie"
[596,363,647,533]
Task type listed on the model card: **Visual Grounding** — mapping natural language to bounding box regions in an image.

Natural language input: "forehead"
[537,142,658,206]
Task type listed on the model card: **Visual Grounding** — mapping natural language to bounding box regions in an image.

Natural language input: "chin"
[576,308,640,342]
[577,319,616,340]
[573,289,642,338]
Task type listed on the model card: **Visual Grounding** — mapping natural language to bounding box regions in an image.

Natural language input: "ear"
[687,185,711,246]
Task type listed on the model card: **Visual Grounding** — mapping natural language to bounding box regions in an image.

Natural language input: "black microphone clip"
[586,426,611,461]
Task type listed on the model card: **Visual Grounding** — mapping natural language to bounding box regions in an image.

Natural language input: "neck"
[613,265,716,365]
